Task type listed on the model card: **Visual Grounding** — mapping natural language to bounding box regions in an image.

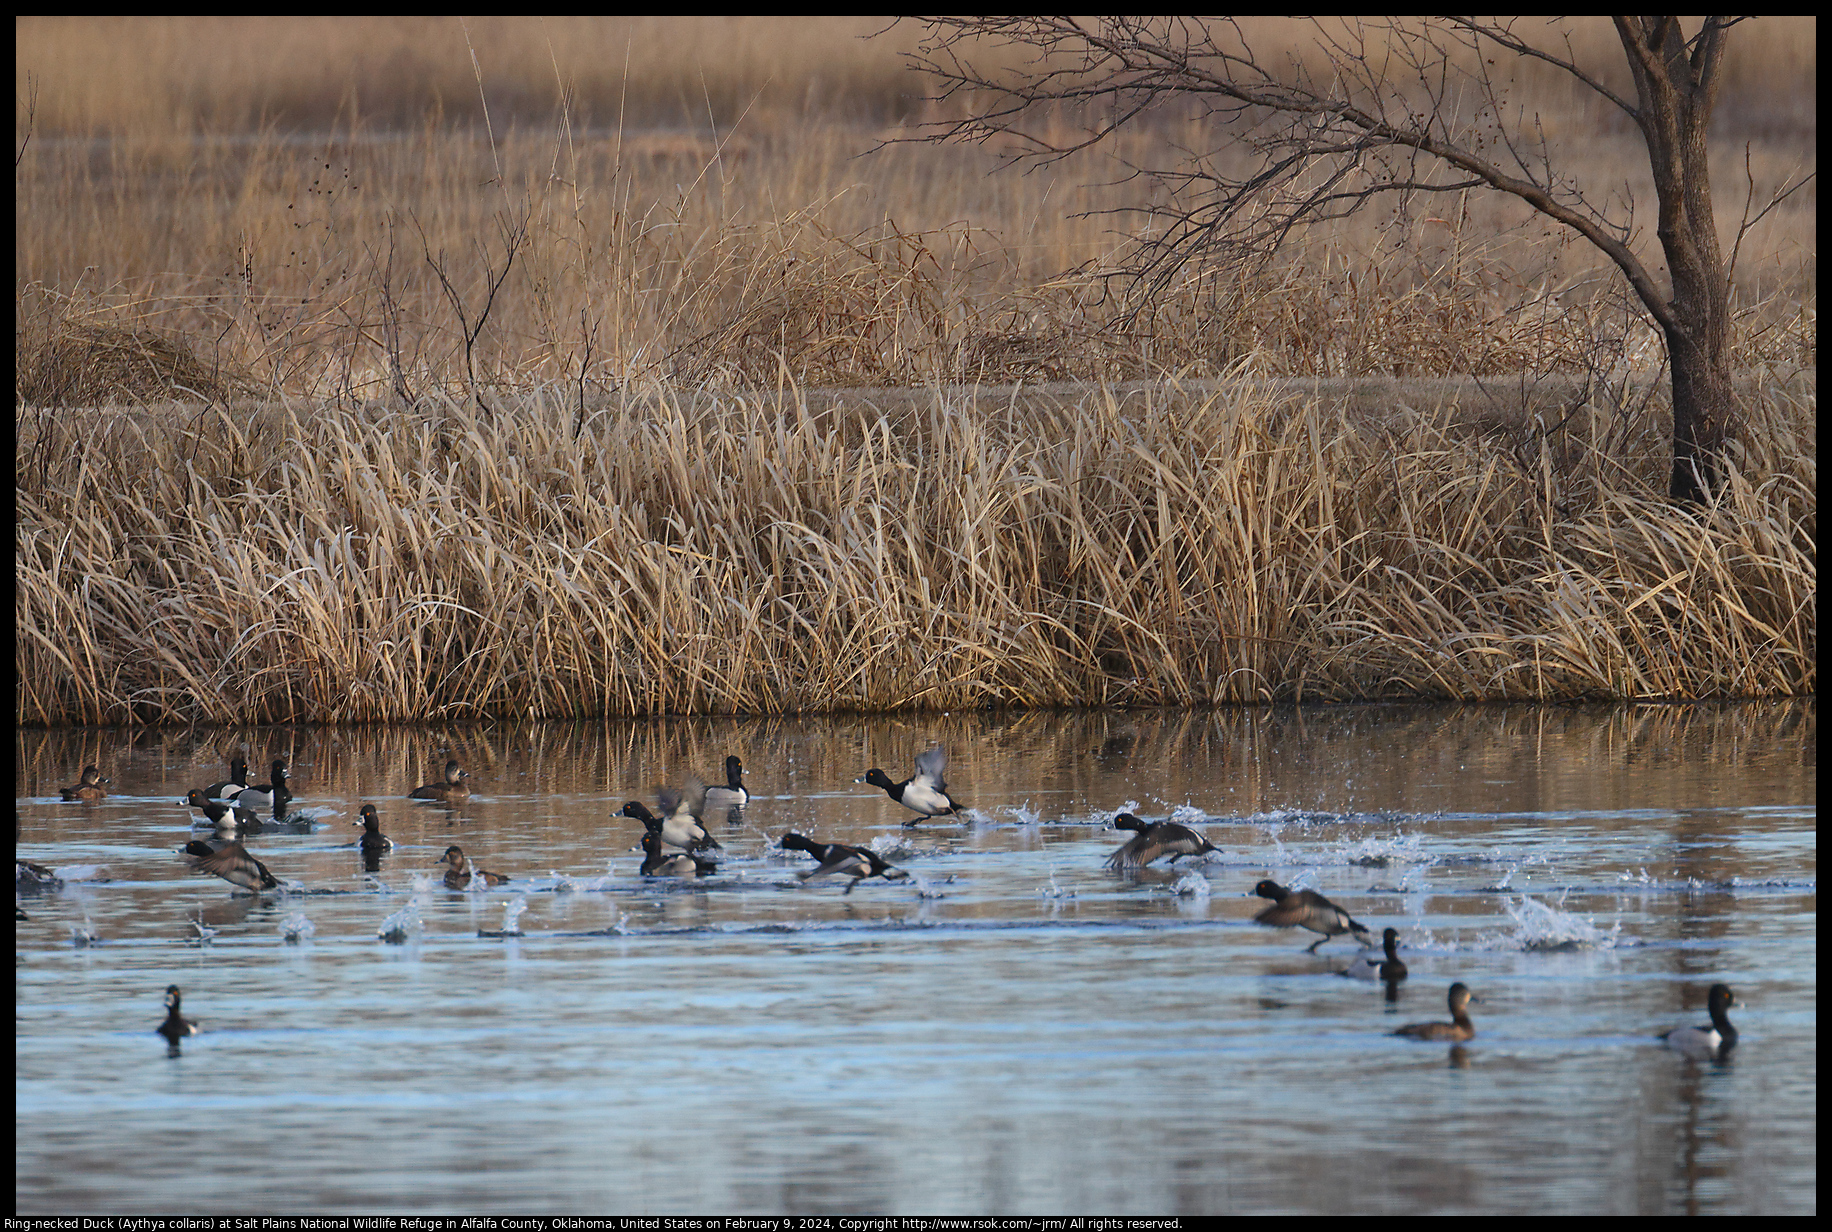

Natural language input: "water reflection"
[15,701,1816,1214]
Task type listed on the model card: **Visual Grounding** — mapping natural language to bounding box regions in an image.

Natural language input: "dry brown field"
[14,18,1817,722]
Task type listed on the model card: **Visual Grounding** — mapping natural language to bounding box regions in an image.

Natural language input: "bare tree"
[905,17,1811,504]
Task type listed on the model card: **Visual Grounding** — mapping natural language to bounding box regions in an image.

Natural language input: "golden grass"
[13,19,1817,722]
[16,371,1814,725]
[15,19,1817,402]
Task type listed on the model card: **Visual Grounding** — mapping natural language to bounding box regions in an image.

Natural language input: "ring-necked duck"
[409,759,471,801]
[435,845,508,889]
[640,830,719,877]
[704,755,749,808]
[622,783,721,852]
[1660,983,1739,1060]
[859,746,963,825]
[1393,983,1481,1041]
[202,757,250,802]
[1252,879,1371,952]
[355,805,393,854]
[230,760,292,811]
[1105,812,1219,869]
[59,765,110,801]
[157,985,198,1049]
[180,839,280,893]
[183,789,262,832]
[780,831,909,893]
[1343,928,1408,982]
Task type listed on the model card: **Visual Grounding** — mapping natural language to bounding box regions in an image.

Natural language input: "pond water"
[15,703,1817,1215]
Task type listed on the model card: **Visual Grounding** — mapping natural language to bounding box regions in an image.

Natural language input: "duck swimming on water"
[157,985,198,1050]
[1659,983,1739,1061]
[410,759,471,801]
[59,765,109,801]
[1393,983,1481,1042]
[436,845,508,889]
[1342,928,1408,983]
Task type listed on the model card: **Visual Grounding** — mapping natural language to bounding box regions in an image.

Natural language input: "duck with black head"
[622,781,721,853]
[183,789,262,833]
[640,830,719,877]
[1105,812,1219,870]
[780,831,908,893]
[1343,928,1408,983]
[355,804,393,864]
[157,985,198,1052]
[704,755,750,809]
[1660,983,1740,1061]
[859,746,963,825]
[228,759,292,812]
[202,757,250,802]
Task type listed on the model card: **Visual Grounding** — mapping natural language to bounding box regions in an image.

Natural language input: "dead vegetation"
[12,18,1817,721]
[16,370,1814,725]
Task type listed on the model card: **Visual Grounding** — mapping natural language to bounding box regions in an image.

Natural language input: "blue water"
[15,703,1817,1213]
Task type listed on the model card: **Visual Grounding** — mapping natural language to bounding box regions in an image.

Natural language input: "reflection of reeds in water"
[16,374,1814,724]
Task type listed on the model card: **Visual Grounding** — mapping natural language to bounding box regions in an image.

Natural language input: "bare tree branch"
[899,15,1756,503]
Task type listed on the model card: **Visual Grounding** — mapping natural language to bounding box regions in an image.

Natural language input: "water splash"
[378,899,423,944]
[189,918,217,945]
[1342,833,1431,867]
[869,834,918,859]
[500,897,528,935]
[69,918,99,947]
[278,913,316,943]
[1502,894,1622,951]
[550,872,578,894]
[1037,868,1076,900]
[1170,871,1212,900]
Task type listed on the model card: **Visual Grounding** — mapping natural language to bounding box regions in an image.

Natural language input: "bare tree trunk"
[1616,17,1738,505]
[904,17,1788,507]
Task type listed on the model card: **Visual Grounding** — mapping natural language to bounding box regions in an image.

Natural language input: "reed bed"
[15,19,1817,722]
[16,370,1814,725]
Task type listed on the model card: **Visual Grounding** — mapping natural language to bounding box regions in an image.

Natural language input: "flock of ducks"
[35,752,1742,1062]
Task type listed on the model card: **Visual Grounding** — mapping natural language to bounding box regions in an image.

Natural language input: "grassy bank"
[16,371,1814,725]
[16,19,1816,402]
[14,20,1817,723]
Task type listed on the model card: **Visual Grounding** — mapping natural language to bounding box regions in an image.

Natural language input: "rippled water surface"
[15,703,1817,1214]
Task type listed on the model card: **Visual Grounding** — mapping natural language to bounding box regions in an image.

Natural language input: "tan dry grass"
[13,20,1816,723]
[15,20,1816,402]
[16,372,1814,725]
